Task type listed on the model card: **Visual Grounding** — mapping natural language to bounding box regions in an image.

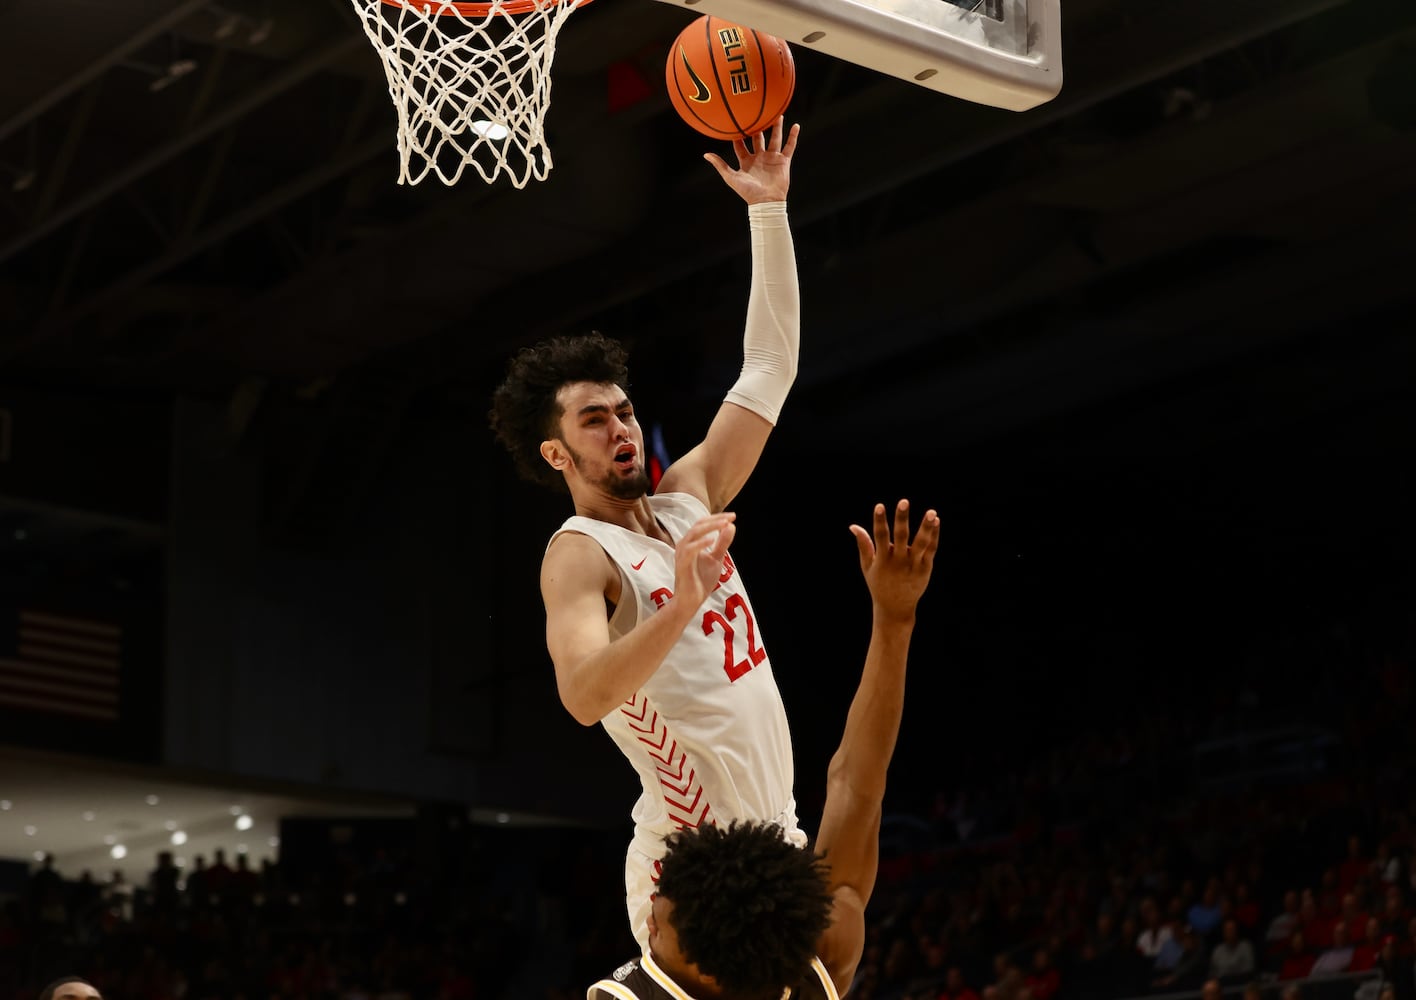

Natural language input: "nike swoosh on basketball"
[631,557,648,570]
[678,47,712,103]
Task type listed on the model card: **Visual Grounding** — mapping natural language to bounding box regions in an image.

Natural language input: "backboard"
[650,0,1062,111]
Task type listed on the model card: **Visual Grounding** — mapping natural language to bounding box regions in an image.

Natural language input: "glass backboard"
[651,0,1062,111]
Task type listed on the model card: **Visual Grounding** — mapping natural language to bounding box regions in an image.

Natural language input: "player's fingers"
[849,524,874,574]
[683,511,735,544]
[871,502,890,554]
[703,152,734,178]
[780,122,800,159]
[893,499,911,552]
[707,521,737,558]
[734,135,752,160]
[767,116,784,152]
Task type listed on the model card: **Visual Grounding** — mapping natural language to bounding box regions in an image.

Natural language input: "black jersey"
[588,952,838,1000]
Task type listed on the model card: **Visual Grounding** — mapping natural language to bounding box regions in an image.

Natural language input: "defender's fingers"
[849,524,875,574]
[914,510,941,567]
[893,499,911,550]
[871,503,890,553]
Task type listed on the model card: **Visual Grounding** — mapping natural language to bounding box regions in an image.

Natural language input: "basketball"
[665,16,795,141]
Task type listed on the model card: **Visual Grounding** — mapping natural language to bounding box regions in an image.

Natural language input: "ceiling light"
[110,844,127,860]
[229,805,243,816]
[344,893,357,906]
[103,835,116,845]
[175,857,186,868]
[267,836,280,848]
[171,831,188,846]
[24,825,36,836]
[32,851,45,862]
[145,795,160,806]
[236,844,247,854]
[495,812,510,824]
[235,814,253,831]
[0,800,11,810]
[82,811,96,822]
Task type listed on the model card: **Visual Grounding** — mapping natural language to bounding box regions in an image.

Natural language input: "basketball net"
[350,0,590,188]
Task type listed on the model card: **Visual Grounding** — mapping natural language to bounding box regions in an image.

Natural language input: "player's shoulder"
[586,957,654,1000]
[649,491,710,521]
[542,528,616,585]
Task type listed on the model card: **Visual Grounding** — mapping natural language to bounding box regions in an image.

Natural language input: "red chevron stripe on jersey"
[622,692,715,830]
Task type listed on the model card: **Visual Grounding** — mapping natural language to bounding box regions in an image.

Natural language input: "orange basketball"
[665,16,795,141]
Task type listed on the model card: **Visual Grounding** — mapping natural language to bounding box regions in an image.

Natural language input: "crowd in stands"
[2,635,1411,1000]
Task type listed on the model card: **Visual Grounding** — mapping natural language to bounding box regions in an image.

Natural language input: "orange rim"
[379,0,591,15]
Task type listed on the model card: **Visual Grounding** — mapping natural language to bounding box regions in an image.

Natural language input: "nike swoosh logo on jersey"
[678,47,712,103]
[631,557,647,570]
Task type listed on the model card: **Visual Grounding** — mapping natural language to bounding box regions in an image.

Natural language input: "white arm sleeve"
[723,200,800,426]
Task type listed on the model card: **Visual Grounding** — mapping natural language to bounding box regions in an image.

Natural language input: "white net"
[350,0,587,188]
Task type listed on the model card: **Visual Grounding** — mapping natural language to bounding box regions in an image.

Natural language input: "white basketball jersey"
[549,493,797,859]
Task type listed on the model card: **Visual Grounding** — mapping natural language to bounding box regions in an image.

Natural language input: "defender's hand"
[849,500,939,621]
[703,117,800,205]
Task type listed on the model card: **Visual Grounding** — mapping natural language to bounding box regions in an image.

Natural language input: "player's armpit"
[542,532,618,725]
[818,884,868,996]
[656,401,774,514]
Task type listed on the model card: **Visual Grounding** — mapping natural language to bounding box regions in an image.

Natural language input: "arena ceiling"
[2,0,1411,408]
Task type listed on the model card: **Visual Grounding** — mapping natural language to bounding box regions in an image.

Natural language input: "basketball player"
[488,117,801,949]
[589,499,940,1000]
[38,978,101,1000]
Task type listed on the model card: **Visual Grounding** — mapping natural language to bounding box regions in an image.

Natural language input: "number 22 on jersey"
[648,587,767,683]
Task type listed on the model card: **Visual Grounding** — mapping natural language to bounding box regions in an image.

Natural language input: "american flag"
[0,609,122,721]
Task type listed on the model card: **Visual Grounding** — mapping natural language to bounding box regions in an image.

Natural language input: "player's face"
[647,895,718,996]
[552,381,651,500]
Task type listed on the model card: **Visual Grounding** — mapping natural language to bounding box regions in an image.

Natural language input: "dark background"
[2,0,1414,822]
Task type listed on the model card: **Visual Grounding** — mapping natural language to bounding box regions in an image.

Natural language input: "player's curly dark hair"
[487,332,631,492]
[656,821,833,1000]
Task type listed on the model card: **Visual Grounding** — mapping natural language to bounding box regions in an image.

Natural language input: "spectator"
[938,966,980,1000]
[1137,898,1175,958]
[1154,926,1207,991]
[1309,922,1354,976]
[1339,837,1369,895]
[1190,883,1225,939]
[1351,917,1383,971]
[1025,949,1060,1000]
[1340,892,1371,942]
[1267,892,1302,950]
[1211,919,1256,980]
[1299,894,1334,949]
[1279,931,1315,980]
[1233,884,1261,933]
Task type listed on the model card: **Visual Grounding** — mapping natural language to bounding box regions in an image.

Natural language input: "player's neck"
[572,491,662,536]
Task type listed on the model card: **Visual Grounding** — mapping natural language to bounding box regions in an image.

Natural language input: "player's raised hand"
[704,116,800,205]
[674,512,736,611]
[849,500,939,621]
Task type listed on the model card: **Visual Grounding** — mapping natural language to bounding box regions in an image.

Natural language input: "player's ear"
[540,438,569,471]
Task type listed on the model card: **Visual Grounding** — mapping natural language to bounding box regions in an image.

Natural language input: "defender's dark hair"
[656,821,833,1000]
[39,978,96,1000]
[488,332,631,492]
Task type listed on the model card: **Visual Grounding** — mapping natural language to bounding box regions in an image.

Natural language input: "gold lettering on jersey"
[717,27,754,95]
